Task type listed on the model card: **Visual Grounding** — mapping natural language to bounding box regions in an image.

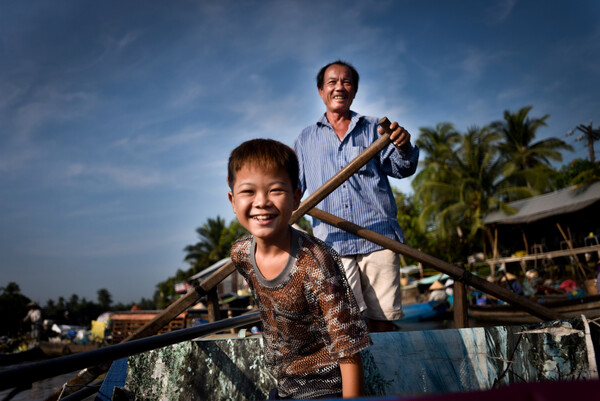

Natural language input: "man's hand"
[378,120,411,151]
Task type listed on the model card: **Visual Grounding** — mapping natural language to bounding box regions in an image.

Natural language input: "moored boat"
[468,294,600,324]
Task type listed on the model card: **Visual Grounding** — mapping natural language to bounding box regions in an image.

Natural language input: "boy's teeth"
[254,215,271,221]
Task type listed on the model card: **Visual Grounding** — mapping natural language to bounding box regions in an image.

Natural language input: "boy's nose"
[254,192,269,206]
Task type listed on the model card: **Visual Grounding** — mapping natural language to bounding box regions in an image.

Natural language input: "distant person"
[427,281,448,303]
[23,302,42,340]
[501,273,524,296]
[294,60,419,332]
[228,139,372,399]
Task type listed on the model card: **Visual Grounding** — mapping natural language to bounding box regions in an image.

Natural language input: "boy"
[228,139,372,399]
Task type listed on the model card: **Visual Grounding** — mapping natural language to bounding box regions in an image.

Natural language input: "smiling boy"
[228,139,372,399]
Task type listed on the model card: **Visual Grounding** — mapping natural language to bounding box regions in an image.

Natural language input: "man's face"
[318,64,356,114]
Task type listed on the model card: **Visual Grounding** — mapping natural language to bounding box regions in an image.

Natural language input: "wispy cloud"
[486,0,517,24]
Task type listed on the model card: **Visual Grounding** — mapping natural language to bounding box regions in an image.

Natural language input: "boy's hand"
[378,120,411,151]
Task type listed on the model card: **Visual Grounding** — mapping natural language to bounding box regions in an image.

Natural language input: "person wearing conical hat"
[23,301,42,340]
[428,281,448,303]
[500,272,524,296]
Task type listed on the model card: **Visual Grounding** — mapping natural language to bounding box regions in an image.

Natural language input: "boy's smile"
[229,164,301,247]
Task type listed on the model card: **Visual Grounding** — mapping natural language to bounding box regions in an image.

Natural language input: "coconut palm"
[413,122,460,194]
[491,106,573,193]
[415,126,529,260]
[184,216,229,272]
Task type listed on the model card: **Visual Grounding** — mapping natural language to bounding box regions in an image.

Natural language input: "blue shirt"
[294,112,419,256]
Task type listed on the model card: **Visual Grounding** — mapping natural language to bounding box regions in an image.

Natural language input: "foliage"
[0,282,31,337]
[491,106,573,194]
[410,106,573,263]
[554,159,600,189]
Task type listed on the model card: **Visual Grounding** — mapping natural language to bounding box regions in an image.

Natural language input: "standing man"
[294,60,419,332]
[23,301,43,340]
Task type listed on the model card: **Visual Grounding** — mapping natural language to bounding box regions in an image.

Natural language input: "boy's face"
[228,164,301,245]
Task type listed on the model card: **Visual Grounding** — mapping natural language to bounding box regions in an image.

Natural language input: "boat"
[468,294,600,324]
[38,341,101,357]
[394,300,451,325]
[93,316,598,400]
[0,346,46,366]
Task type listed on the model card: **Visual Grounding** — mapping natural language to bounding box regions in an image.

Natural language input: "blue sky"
[1,0,599,305]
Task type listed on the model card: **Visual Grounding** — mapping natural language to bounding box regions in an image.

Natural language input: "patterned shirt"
[294,112,419,256]
[231,227,372,399]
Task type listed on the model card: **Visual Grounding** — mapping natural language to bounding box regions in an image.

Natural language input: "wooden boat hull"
[38,341,101,357]
[469,294,600,324]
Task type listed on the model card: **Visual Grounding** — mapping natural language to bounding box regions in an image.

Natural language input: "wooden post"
[557,223,587,280]
[206,288,221,323]
[453,280,468,329]
[521,229,529,255]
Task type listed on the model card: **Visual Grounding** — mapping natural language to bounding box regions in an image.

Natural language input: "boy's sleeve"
[303,242,372,360]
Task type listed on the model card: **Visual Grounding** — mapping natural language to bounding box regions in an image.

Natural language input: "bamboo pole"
[308,207,563,321]
[556,223,587,280]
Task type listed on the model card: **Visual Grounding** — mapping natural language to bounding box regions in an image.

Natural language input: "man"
[294,60,419,332]
[23,301,43,340]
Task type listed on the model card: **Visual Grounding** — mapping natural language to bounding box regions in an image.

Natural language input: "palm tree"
[413,122,460,193]
[184,216,229,272]
[491,106,573,194]
[415,126,529,260]
[184,216,249,274]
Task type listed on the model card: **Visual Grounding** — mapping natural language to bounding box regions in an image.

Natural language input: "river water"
[0,362,96,401]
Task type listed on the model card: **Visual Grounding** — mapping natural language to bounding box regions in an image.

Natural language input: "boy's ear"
[293,187,302,210]
[228,191,236,213]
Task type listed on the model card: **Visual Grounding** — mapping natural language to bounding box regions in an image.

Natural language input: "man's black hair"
[316,60,359,91]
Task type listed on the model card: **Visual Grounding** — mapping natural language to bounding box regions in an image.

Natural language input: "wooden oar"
[44,117,397,400]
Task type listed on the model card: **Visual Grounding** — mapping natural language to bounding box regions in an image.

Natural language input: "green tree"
[97,288,113,310]
[492,106,573,193]
[415,126,527,261]
[0,282,31,337]
[413,122,460,192]
[184,216,231,273]
[554,159,600,189]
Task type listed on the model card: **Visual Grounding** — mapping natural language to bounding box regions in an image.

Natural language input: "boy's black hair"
[316,60,359,91]
[227,138,300,191]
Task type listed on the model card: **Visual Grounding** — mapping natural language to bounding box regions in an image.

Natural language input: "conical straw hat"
[429,280,445,290]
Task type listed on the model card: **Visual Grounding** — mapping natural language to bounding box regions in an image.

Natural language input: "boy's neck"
[254,226,293,280]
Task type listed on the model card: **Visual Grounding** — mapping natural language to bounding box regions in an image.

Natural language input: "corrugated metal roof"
[484,181,600,225]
